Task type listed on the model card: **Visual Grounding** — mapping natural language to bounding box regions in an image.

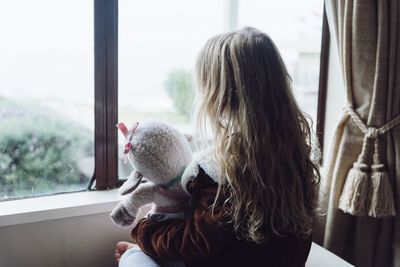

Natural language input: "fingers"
[114,241,139,262]
[116,241,130,252]
[114,250,121,262]
[114,246,123,262]
[114,241,129,263]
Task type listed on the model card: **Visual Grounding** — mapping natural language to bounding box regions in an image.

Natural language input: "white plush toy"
[110,120,193,227]
[180,147,222,195]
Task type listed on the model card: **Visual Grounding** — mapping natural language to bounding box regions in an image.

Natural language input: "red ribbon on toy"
[116,122,139,154]
[123,143,132,154]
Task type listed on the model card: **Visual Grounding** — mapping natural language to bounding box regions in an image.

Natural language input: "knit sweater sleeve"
[130,169,233,262]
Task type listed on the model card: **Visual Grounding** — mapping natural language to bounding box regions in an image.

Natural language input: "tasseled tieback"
[338,106,400,218]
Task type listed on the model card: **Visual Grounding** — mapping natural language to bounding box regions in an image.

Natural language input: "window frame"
[92,0,330,189]
[92,0,119,190]
[316,4,330,165]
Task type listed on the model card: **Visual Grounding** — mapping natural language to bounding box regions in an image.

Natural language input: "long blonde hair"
[195,27,320,242]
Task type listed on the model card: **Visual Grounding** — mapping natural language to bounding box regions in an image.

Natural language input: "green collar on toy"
[157,170,184,189]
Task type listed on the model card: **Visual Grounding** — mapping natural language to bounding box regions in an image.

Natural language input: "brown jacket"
[131,167,312,267]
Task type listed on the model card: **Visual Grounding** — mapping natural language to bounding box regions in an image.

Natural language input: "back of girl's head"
[195,27,320,242]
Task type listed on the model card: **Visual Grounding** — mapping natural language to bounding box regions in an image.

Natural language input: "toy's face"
[121,121,192,184]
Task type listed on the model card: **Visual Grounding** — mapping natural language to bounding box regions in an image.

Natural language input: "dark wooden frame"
[316,4,330,165]
[92,0,119,190]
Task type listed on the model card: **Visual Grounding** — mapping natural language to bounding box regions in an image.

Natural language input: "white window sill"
[0,189,122,227]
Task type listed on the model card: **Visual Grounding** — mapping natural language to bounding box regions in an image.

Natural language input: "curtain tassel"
[368,138,396,218]
[339,106,400,218]
[338,134,371,216]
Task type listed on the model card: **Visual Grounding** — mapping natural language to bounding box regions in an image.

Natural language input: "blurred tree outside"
[164,69,194,121]
[0,97,94,199]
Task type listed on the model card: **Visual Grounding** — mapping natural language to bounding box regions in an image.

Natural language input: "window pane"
[237,0,323,122]
[0,0,94,200]
[118,0,323,178]
[118,0,225,177]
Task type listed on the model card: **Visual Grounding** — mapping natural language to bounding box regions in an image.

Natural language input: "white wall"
[0,212,130,267]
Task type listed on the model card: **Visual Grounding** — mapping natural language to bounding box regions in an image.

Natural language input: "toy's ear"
[183,133,192,142]
[116,123,129,139]
[119,171,143,195]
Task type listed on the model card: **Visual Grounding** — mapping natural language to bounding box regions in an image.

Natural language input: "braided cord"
[344,106,400,136]
[344,106,368,133]
[379,114,400,134]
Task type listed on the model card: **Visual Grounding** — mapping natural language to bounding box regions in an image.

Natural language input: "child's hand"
[114,241,139,262]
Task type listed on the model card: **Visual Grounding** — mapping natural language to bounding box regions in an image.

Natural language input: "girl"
[115,27,320,267]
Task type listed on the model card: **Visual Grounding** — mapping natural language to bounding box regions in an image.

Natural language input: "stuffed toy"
[180,147,222,195]
[110,120,193,227]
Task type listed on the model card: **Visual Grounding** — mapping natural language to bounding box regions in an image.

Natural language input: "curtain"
[314,1,400,267]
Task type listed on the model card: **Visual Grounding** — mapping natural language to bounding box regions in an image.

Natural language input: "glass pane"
[118,0,225,177]
[118,0,323,177]
[0,0,94,200]
[237,0,323,123]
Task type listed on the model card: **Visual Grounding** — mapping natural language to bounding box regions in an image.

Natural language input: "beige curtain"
[314,1,400,267]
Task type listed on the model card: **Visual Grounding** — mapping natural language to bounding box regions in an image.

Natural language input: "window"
[118,0,225,177]
[236,0,323,121]
[0,0,94,200]
[0,0,327,199]
[117,0,325,178]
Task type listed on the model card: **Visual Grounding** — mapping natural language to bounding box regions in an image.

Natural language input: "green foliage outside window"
[165,69,194,121]
[0,98,93,199]
[0,68,195,199]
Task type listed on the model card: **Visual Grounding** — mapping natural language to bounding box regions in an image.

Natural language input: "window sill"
[0,189,122,227]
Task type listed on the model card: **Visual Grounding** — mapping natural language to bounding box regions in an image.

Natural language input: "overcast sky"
[0,0,323,112]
